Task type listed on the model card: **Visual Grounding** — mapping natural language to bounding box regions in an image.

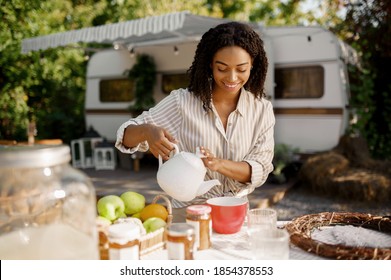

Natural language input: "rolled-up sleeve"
[115,118,149,154]
[237,101,275,196]
[115,89,183,154]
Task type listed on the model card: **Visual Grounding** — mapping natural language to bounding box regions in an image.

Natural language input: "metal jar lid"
[186,205,211,215]
[0,144,71,168]
[108,223,141,241]
[167,223,195,237]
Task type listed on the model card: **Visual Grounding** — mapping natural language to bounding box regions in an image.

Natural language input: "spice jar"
[0,144,99,259]
[186,205,212,250]
[166,223,195,260]
[108,223,140,260]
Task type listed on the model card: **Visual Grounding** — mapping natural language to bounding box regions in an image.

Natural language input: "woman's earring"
[208,76,213,91]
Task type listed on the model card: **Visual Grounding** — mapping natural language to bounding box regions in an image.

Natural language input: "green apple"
[97,195,125,221]
[142,217,167,233]
[117,212,127,218]
[131,212,142,219]
[120,191,146,215]
[96,215,112,226]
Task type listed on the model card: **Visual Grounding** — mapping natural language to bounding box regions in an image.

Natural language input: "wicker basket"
[98,194,172,260]
[285,212,391,260]
[139,194,172,257]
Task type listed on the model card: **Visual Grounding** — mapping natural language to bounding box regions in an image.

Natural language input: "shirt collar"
[235,88,249,117]
[205,87,249,116]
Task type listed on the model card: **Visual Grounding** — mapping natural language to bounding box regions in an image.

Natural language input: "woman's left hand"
[199,146,251,183]
[199,146,220,172]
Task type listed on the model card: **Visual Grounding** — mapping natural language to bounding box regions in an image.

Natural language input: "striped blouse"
[115,87,275,208]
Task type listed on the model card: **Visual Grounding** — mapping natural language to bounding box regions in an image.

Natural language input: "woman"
[115,21,275,219]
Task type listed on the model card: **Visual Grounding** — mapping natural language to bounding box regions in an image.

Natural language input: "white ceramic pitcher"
[157,144,220,201]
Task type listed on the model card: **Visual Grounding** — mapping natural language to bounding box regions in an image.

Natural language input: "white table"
[142,220,391,260]
[142,222,325,260]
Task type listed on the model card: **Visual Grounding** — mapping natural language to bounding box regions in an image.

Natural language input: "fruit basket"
[97,194,172,260]
[139,194,172,257]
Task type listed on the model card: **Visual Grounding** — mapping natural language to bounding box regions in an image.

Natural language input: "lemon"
[140,204,168,222]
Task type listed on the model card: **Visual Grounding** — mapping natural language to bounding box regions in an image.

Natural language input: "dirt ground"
[272,183,391,221]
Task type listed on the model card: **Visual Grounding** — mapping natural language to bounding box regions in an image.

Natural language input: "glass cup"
[247,228,290,260]
[247,208,277,235]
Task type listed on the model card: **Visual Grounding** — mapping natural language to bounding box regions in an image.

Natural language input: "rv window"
[275,66,324,99]
[162,73,190,94]
[99,79,135,102]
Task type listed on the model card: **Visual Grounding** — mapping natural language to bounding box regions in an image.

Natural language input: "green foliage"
[249,0,305,25]
[125,54,157,113]
[0,89,29,140]
[27,49,88,143]
[206,0,250,18]
[0,0,95,143]
[270,143,301,184]
[0,0,40,141]
[335,0,391,160]
[272,143,300,177]
[0,0,210,143]
[346,65,374,136]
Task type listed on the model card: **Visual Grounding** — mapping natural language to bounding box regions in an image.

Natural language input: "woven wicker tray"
[285,212,391,260]
[98,194,172,260]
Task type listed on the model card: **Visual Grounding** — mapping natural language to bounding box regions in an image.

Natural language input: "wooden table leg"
[133,158,140,172]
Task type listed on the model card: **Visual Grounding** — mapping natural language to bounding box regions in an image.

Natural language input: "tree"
[0,0,212,143]
[0,0,40,140]
[125,54,157,114]
[0,0,104,143]
[249,0,305,25]
[333,0,391,159]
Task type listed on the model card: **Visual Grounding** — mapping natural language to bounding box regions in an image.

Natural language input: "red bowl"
[206,197,248,234]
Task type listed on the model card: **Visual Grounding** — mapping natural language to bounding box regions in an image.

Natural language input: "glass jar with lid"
[0,144,99,259]
[186,205,212,250]
[166,223,195,260]
[108,223,140,260]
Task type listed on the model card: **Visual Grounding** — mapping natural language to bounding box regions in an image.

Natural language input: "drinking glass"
[247,208,277,235]
[248,228,290,260]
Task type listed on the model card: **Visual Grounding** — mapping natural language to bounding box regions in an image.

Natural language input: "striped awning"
[21,11,232,53]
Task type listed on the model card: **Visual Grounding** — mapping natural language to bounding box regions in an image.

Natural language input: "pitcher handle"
[158,143,179,167]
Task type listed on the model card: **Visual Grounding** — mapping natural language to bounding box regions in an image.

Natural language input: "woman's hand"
[199,146,251,183]
[145,125,178,161]
[199,146,220,172]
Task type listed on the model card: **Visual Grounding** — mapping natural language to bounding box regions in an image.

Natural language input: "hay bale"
[330,169,391,202]
[299,151,349,194]
[299,136,391,202]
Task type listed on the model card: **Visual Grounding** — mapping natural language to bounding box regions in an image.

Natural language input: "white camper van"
[85,25,354,154]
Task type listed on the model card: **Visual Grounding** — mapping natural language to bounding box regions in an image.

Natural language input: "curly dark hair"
[187,21,268,111]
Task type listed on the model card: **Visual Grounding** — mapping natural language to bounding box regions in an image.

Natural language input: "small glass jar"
[186,205,212,250]
[166,223,195,260]
[0,144,99,259]
[108,223,140,260]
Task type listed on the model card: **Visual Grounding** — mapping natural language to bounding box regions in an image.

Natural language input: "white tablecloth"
[142,221,391,260]
[142,222,325,260]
